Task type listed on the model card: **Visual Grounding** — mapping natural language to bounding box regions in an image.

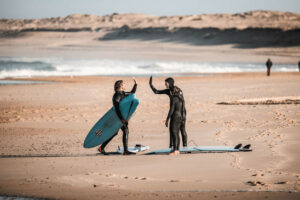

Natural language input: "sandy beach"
[0,73,299,199]
[0,10,300,199]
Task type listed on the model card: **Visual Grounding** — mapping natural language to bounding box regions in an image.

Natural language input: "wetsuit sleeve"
[130,83,137,93]
[166,97,177,122]
[124,83,137,96]
[113,94,125,121]
[149,77,168,94]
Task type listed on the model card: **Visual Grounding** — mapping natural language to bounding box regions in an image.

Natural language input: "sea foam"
[0,57,297,78]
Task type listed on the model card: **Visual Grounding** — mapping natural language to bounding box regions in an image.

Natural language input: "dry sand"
[0,73,299,199]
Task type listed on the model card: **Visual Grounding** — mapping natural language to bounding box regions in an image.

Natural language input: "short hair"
[165,77,174,88]
[114,80,123,91]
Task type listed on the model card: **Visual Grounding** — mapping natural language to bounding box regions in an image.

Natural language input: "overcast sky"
[0,0,299,19]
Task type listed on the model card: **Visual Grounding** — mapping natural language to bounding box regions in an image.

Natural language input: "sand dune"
[1,11,300,31]
[1,11,300,48]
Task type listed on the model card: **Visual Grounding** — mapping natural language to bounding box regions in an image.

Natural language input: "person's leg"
[174,125,180,152]
[180,120,188,147]
[99,132,118,155]
[121,125,135,155]
[169,118,180,155]
[169,125,174,148]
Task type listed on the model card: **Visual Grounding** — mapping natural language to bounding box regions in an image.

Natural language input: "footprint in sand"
[169,180,180,183]
[105,173,116,177]
[275,181,288,184]
[252,173,265,177]
[246,180,266,186]
[133,177,148,180]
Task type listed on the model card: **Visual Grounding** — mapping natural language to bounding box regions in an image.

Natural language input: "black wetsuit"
[101,83,137,152]
[149,78,187,147]
[266,60,272,76]
[167,94,185,151]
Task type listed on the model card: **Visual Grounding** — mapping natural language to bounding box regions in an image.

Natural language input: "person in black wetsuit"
[149,76,187,152]
[98,78,137,155]
[266,58,272,76]
[166,86,186,155]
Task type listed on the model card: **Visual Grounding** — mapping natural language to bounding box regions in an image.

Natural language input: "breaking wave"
[0,57,297,78]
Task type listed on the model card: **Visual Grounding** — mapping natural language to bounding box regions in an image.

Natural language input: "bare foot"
[169,150,180,156]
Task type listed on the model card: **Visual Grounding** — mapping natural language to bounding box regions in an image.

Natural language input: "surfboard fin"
[234,143,243,149]
[243,144,251,150]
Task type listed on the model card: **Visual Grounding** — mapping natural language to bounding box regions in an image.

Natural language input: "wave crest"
[0,58,297,78]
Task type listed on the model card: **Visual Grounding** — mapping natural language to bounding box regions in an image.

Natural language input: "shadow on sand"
[98,27,300,49]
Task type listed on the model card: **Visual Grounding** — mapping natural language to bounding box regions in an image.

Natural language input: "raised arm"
[149,76,169,95]
[125,78,137,95]
[130,80,137,93]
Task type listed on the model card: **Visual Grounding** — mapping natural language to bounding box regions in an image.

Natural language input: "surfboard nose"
[83,139,91,148]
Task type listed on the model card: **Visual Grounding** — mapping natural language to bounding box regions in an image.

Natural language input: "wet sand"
[0,73,299,199]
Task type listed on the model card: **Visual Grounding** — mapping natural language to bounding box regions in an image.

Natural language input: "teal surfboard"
[146,144,252,154]
[84,94,139,148]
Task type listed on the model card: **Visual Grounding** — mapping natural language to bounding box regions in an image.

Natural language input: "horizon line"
[1,9,299,20]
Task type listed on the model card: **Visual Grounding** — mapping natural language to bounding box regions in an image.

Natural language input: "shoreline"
[1,71,299,80]
[1,57,298,79]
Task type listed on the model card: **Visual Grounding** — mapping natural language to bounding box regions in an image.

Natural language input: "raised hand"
[133,77,137,85]
[165,119,169,127]
[122,119,128,126]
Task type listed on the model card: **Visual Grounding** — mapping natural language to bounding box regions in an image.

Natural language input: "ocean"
[0,57,297,79]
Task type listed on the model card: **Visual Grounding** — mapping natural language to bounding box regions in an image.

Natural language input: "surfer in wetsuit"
[166,87,186,155]
[98,79,137,155]
[149,76,187,153]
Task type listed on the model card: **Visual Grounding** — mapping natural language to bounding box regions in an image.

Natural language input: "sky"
[0,0,299,19]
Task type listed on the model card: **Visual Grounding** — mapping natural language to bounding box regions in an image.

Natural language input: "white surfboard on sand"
[117,144,150,154]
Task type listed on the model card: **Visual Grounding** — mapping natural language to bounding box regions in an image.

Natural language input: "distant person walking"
[266,58,272,76]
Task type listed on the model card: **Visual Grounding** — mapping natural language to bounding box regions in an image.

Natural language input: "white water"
[0,57,297,78]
